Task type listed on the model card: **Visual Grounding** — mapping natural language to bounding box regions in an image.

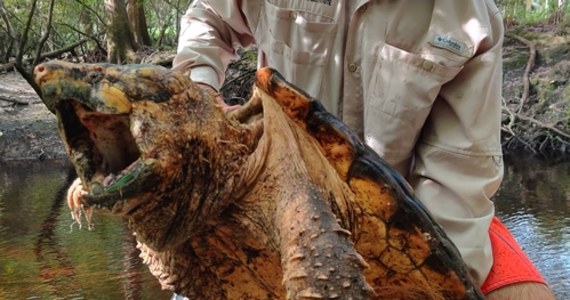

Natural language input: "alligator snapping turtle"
[34,60,484,299]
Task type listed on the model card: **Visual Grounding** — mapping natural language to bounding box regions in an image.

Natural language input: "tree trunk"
[105,0,137,63]
[526,0,533,11]
[32,0,55,66]
[127,0,152,47]
[0,0,14,63]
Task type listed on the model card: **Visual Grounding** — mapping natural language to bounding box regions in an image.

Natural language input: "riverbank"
[0,72,66,161]
[502,24,570,156]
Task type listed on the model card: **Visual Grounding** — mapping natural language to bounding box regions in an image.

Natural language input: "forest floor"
[0,23,569,161]
[0,71,66,160]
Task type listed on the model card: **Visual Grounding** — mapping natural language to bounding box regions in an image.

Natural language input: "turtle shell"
[255,67,485,300]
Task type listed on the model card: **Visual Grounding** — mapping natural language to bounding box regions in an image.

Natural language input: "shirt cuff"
[188,66,221,91]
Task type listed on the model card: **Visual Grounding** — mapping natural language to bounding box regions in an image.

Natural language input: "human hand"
[196,83,241,113]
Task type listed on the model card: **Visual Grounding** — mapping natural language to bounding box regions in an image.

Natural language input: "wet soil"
[0,72,66,161]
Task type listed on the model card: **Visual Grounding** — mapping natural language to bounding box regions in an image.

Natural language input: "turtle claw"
[67,178,93,231]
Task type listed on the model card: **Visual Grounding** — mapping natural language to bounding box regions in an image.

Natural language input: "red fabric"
[481,217,546,294]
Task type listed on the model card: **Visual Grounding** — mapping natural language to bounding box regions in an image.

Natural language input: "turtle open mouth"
[57,100,156,209]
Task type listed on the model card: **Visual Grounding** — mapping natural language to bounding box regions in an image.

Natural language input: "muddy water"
[494,157,570,298]
[0,158,568,299]
[0,160,169,299]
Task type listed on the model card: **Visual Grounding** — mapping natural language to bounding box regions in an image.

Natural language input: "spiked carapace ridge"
[34,60,483,299]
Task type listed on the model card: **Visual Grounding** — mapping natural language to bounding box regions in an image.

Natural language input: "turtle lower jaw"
[84,158,160,212]
[55,99,157,212]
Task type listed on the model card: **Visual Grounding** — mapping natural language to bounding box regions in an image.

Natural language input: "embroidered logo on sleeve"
[430,34,469,57]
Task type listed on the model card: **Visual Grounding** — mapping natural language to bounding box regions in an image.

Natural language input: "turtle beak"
[34,64,53,111]
[34,64,48,84]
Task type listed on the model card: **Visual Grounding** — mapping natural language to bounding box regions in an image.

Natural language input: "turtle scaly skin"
[34,60,484,299]
[255,68,484,299]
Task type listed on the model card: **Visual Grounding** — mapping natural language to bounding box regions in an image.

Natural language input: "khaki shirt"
[173,0,505,285]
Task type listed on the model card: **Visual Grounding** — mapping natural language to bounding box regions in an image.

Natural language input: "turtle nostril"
[34,65,48,84]
[34,65,45,80]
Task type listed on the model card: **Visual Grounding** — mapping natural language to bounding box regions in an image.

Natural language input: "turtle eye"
[87,71,102,84]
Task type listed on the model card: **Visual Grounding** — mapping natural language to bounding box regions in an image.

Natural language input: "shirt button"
[348,63,358,72]
[422,60,434,72]
[289,11,297,20]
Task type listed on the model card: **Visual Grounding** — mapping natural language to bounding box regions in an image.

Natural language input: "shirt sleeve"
[411,7,505,284]
[422,8,504,157]
[172,0,258,90]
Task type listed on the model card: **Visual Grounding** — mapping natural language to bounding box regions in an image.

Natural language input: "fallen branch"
[501,97,537,153]
[35,38,91,61]
[516,113,570,140]
[501,94,570,154]
[141,50,175,66]
[501,127,537,154]
[0,62,15,72]
[7,38,92,70]
[0,95,29,105]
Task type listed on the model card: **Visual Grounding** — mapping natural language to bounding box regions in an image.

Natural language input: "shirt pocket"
[257,0,337,97]
[365,43,465,157]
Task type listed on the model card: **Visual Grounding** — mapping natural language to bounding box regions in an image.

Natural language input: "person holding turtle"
[172,1,554,299]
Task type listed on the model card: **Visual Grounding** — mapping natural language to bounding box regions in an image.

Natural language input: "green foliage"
[498,0,570,24]
[0,0,194,63]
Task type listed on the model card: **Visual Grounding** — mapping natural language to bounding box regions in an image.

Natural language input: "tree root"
[506,33,536,113]
[501,99,570,155]
[502,33,569,156]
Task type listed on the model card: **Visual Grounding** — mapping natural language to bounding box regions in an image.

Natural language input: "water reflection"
[494,157,570,299]
[33,166,79,299]
[0,158,568,299]
[0,160,168,299]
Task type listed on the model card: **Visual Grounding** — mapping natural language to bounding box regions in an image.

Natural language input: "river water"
[0,158,568,299]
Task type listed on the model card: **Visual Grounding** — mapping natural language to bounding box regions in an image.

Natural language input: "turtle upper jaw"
[55,98,158,211]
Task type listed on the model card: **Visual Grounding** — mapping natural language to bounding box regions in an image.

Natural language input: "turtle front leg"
[276,182,375,299]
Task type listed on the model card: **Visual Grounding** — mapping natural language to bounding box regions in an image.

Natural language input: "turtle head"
[34,60,256,250]
[35,60,191,113]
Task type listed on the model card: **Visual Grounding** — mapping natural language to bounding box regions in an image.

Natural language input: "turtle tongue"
[102,159,139,187]
[89,159,141,197]
[101,159,141,191]
[85,158,160,210]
